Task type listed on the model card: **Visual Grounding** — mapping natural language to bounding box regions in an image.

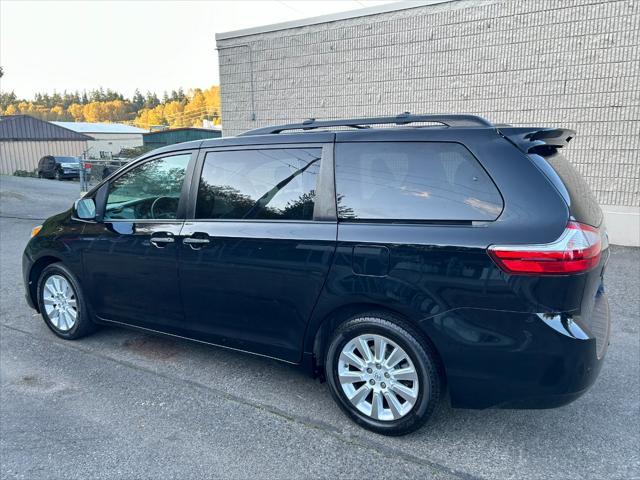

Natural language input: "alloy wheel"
[338,333,420,421]
[42,274,78,332]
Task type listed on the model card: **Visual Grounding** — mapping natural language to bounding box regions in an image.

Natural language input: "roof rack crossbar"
[239,113,492,136]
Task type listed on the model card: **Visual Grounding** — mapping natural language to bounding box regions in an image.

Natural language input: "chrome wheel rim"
[42,275,77,332]
[338,333,420,421]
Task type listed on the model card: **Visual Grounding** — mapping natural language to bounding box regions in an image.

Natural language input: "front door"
[178,145,337,362]
[82,152,194,331]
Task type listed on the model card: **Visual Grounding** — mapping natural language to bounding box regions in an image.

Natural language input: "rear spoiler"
[497,127,576,155]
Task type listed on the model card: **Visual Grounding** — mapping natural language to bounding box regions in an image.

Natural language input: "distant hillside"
[0,86,221,129]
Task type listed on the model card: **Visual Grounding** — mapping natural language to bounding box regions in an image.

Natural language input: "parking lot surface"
[1,175,639,479]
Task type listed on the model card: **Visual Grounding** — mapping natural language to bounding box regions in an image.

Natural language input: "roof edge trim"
[215,0,455,41]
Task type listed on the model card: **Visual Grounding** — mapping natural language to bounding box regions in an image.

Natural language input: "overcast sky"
[0,0,395,99]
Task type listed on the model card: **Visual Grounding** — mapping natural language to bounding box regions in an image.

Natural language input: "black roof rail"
[238,113,493,136]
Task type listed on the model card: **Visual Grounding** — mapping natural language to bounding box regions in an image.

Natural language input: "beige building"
[0,115,90,175]
[51,122,148,159]
[216,0,639,246]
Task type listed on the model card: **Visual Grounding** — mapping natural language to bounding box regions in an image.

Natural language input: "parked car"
[99,159,129,180]
[37,155,82,180]
[23,114,610,435]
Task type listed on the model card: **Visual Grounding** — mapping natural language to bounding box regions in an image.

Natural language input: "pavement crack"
[0,322,482,480]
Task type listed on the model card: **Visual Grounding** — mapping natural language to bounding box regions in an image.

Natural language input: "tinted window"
[335,142,503,221]
[530,151,603,227]
[104,153,190,220]
[195,148,321,220]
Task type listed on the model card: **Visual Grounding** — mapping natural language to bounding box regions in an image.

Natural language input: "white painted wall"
[602,206,640,247]
[85,133,143,158]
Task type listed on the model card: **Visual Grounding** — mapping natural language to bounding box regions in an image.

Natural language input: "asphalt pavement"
[1,175,638,479]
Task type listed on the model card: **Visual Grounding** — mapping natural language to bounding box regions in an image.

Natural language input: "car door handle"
[183,236,211,250]
[150,236,175,248]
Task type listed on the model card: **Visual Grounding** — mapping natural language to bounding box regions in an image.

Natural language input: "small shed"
[51,122,148,159]
[143,127,222,149]
[0,115,90,175]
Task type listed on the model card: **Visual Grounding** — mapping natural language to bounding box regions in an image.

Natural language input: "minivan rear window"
[335,142,503,222]
[529,151,603,227]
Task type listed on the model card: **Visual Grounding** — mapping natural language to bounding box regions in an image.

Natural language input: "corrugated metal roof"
[51,121,148,134]
[0,115,92,141]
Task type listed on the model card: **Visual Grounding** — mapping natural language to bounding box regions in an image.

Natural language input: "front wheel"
[54,170,62,181]
[37,263,96,339]
[325,313,441,436]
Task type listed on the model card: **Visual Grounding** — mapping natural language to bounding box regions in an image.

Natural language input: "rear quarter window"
[529,151,603,227]
[335,142,503,222]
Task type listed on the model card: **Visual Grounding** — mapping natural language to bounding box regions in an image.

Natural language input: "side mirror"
[74,197,96,220]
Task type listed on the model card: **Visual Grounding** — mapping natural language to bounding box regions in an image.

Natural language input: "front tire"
[325,312,441,436]
[37,263,96,339]
[55,170,62,181]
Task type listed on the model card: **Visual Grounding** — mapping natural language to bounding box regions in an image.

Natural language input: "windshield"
[55,157,79,167]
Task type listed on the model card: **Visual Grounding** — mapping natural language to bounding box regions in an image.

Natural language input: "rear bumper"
[424,293,610,409]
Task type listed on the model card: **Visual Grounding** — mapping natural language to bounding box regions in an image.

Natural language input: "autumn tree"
[1,85,221,127]
[67,103,85,121]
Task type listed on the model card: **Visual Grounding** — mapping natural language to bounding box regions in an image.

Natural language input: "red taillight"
[488,221,602,275]
[84,163,92,169]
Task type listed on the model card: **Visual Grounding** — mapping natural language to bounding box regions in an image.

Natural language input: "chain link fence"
[79,158,130,194]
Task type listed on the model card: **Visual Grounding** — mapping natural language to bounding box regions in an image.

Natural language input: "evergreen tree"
[132,89,145,110]
[144,91,160,109]
[0,91,17,110]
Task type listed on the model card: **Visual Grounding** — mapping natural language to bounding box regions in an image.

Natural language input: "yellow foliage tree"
[2,85,221,128]
[133,86,221,129]
[4,104,19,115]
[50,105,70,121]
[82,102,104,123]
[163,101,185,128]
[67,103,85,122]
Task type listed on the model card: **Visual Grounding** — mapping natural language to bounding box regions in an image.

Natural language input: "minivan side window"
[335,142,503,221]
[195,148,321,221]
[104,153,191,220]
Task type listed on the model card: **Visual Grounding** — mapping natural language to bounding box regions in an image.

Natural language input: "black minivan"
[23,114,610,435]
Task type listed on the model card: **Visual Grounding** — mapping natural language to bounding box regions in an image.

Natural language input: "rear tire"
[325,312,441,436]
[37,263,96,340]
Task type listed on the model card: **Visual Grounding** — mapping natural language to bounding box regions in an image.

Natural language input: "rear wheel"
[37,263,96,339]
[325,312,441,436]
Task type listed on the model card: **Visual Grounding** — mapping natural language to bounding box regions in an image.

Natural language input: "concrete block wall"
[216,0,639,245]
